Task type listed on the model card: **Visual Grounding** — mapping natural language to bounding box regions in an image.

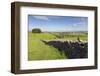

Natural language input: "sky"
[28,15,88,32]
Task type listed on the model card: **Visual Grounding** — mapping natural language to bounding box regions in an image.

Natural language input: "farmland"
[28,32,87,61]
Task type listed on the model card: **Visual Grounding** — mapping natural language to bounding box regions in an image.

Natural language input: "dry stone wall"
[42,40,88,59]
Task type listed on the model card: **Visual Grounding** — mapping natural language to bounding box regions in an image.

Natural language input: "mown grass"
[28,32,87,61]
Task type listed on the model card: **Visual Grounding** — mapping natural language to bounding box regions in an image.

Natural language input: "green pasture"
[49,32,87,41]
[28,32,87,61]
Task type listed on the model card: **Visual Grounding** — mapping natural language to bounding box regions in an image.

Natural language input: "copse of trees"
[32,28,42,33]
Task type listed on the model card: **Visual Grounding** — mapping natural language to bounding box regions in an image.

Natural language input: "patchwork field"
[28,32,87,61]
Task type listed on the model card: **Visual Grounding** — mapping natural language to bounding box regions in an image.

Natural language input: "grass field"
[28,32,87,61]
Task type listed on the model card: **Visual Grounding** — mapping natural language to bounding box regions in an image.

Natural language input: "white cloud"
[72,24,78,27]
[33,16,49,21]
[72,22,87,27]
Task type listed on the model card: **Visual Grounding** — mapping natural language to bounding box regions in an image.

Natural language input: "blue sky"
[28,15,88,32]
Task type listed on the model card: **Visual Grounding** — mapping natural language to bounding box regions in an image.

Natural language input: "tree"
[32,28,42,33]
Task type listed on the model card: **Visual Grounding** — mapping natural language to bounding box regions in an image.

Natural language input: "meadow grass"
[28,32,66,60]
[50,32,87,41]
[28,32,87,61]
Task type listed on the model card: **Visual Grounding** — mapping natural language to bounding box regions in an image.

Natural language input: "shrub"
[32,28,42,33]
